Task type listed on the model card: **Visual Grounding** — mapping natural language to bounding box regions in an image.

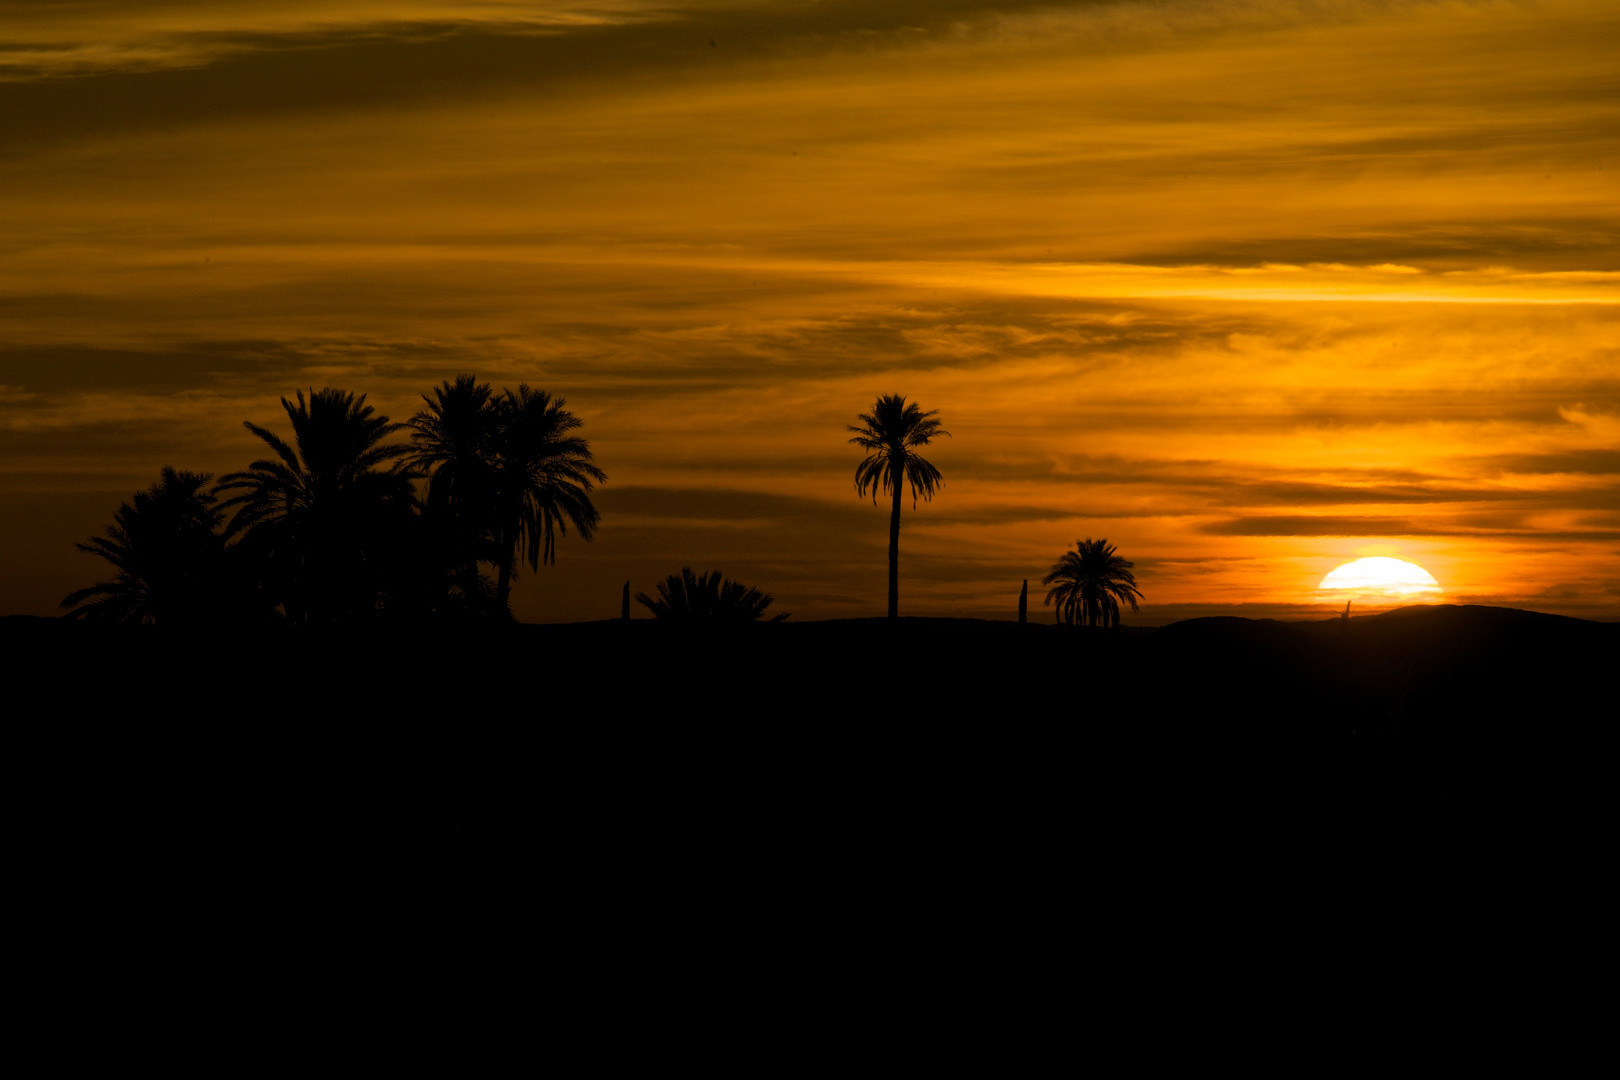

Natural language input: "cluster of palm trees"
[65,384,1145,628]
[409,377,604,613]
[64,379,603,626]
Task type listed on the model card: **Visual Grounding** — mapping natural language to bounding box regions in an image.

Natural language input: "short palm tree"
[487,386,606,613]
[849,394,948,619]
[215,388,414,625]
[635,568,788,622]
[62,467,225,625]
[1042,538,1143,628]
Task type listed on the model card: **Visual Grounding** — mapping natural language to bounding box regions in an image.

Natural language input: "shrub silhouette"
[635,568,788,623]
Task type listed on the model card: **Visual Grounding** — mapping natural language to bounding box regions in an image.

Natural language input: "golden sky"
[3,0,1617,622]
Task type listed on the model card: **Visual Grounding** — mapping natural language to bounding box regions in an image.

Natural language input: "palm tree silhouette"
[215,388,414,625]
[849,394,948,619]
[635,568,788,622]
[1042,538,1143,628]
[409,375,499,610]
[411,375,494,520]
[487,386,605,613]
[62,467,226,625]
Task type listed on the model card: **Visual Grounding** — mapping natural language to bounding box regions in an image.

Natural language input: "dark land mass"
[7,604,1611,976]
[8,602,1608,827]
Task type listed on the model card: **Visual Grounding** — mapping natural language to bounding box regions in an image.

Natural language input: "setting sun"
[1318,557,1443,600]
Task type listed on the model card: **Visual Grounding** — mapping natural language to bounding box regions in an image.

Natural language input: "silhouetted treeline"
[67,382,1155,631]
[62,379,603,627]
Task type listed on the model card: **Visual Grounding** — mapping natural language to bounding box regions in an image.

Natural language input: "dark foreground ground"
[8,601,1609,837]
[5,604,1611,1002]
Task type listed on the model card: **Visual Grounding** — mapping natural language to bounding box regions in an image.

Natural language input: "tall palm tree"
[62,467,226,625]
[849,394,948,619]
[635,568,788,623]
[1042,538,1143,628]
[487,386,605,613]
[410,375,495,518]
[409,375,498,609]
[215,388,414,625]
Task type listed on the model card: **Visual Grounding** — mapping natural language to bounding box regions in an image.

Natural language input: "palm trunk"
[497,557,512,612]
[888,471,902,619]
[495,517,514,615]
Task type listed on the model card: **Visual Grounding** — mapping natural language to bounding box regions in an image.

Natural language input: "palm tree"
[409,375,499,611]
[487,386,606,613]
[849,394,948,619]
[215,388,414,625]
[1042,538,1143,628]
[62,467,226,625]
[410,375,495,520]
[635,568,788,622]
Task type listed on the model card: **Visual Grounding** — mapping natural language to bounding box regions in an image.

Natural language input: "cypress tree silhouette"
[848,394,948,619]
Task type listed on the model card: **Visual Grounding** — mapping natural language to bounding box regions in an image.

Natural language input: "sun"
[1318,556,1442,599]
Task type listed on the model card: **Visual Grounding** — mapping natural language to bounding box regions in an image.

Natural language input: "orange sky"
[3,0,1616,622]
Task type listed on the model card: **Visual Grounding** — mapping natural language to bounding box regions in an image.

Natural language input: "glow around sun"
[1318,557,1442,598]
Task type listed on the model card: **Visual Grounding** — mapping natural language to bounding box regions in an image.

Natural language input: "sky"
[2,0,1616,623]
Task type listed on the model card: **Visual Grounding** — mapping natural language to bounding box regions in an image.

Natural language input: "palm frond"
[212,388,415,624]
[635,567,785,622]
[1041,538,1144,627]
[490,387,606,578]
[61,467,225,625]
[244,421,301,473]
[848,393,949,505]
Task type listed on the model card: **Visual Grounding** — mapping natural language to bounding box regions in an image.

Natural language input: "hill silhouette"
[8,603,1607,827]
[9,603,1607,983]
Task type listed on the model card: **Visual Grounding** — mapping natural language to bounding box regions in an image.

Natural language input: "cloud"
[7,1,1469,83]
[1203,515,1620,541]
[0,3,668,80]
[597,484,868,527]
[1478,450,1620,475]
[0,341,327,394]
